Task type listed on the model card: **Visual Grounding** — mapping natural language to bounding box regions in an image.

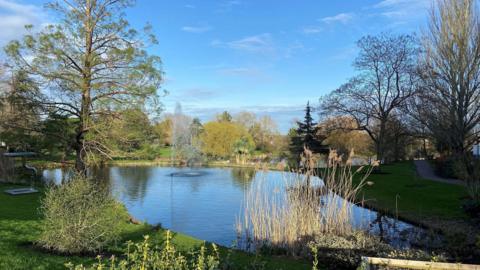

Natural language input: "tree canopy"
[5,0,163,172]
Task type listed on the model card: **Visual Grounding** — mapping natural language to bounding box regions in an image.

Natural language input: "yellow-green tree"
[200,121,254,159]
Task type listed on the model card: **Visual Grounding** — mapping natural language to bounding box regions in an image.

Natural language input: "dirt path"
[413,160,465,186]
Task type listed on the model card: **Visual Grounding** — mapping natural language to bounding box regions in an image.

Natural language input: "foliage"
[39,113,78,160]
[310,231,442,270]
[38,174,129,254]
[434,156,465,179]
[200,121,254,158]
[289,102,328,163]
[103,108,156,156]
[216,111,232,122]
[66,231,221,270]
[5,0,163,171]
[0,70,42,152]
[233,112,286,158]
[233,137,255,164]
[318,116,373,158]
[154,117,173,146]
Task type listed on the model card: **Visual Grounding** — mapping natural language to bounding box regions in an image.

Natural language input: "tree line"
[1,0,479,179]
[314,0,480,171]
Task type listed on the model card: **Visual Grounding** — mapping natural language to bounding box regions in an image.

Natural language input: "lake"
[42,166,440,249]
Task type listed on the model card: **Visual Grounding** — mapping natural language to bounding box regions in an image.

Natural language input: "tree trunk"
[74,0,93,175]
[377,119,387,164]
[75,144,86,173]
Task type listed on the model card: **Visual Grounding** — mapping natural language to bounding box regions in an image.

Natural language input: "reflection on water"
[231,167,256,189]
[42,166,440,249]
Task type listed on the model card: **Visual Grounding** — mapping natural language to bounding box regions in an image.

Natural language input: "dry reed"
[236,148,377,254]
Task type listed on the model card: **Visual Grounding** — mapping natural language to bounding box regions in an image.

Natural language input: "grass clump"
[38,174,129,254]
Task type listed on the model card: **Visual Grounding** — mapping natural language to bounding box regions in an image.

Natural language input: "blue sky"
[0,0,433,132]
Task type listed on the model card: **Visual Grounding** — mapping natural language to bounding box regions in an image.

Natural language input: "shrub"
[434,155,464,179]
[66,231,222,270]
[309,231,444,269]
[38,174,128,254]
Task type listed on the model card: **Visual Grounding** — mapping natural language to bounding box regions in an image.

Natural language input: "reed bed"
[236,149,377,255]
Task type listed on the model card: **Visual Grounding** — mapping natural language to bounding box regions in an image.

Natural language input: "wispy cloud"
[302,26,323,34]
[217,0,242,12]
[181,88,218,100]
[181,25,212,33]
[372,0,430,21]
[212,33,274,53]
[216,66,269,81]
[184,4,195,9]
[320,12,355,24]
[0,0,47,46]
[228,33,273,52]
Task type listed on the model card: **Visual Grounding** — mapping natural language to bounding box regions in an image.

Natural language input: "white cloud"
[0,0,47,45]
[217,67,263,77]
[213,33,274,53]
[181,25,212,33]
[302,26,323,34]
[373,0,430,20]
[374,0,429,9]
[184,4,195,9]
[217,0,242,12]
[320,13,354,24]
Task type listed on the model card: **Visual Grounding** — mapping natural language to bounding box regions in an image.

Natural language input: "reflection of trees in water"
[89,166,111,191]
[231,167,257,189]
[113,166,153,202]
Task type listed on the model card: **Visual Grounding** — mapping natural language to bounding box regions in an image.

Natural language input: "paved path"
[413,160,465,186]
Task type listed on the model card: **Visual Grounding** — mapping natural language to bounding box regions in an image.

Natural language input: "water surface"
[43,166,439,248]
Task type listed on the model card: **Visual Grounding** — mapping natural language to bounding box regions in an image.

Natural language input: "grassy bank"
[0,183,311,270]
[354,161,470,231]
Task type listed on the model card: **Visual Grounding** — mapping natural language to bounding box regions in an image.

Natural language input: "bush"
[66,231,221,270]
[434,156,464,179]
[38,174,128,254]
[309,231,444,269]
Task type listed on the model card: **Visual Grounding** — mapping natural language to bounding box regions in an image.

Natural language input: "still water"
[42,166,438,249]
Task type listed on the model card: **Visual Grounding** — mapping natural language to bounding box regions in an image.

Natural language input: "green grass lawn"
[0,183,311,270]
[354,161,469,227]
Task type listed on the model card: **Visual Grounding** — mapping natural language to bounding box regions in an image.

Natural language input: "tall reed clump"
[236,148,376,255]
[38,173,129,254]
[66,230,221,270]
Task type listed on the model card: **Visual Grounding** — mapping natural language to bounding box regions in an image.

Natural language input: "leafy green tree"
[0,70,41,152]
[40,113,78,162]
[233,137,255,164]
[190,117,204,138]
[216,111,232,122]
[200,121,254,159]
[289,102,328,162]
[153,117,173,146]
[234,112,280,153]
[5,0,162,172]
[106,108,154,154]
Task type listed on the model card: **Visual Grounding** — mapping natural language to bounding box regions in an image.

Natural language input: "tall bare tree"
[320,34,419,163]
[412,0,480,157]
[5,0,163,172]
